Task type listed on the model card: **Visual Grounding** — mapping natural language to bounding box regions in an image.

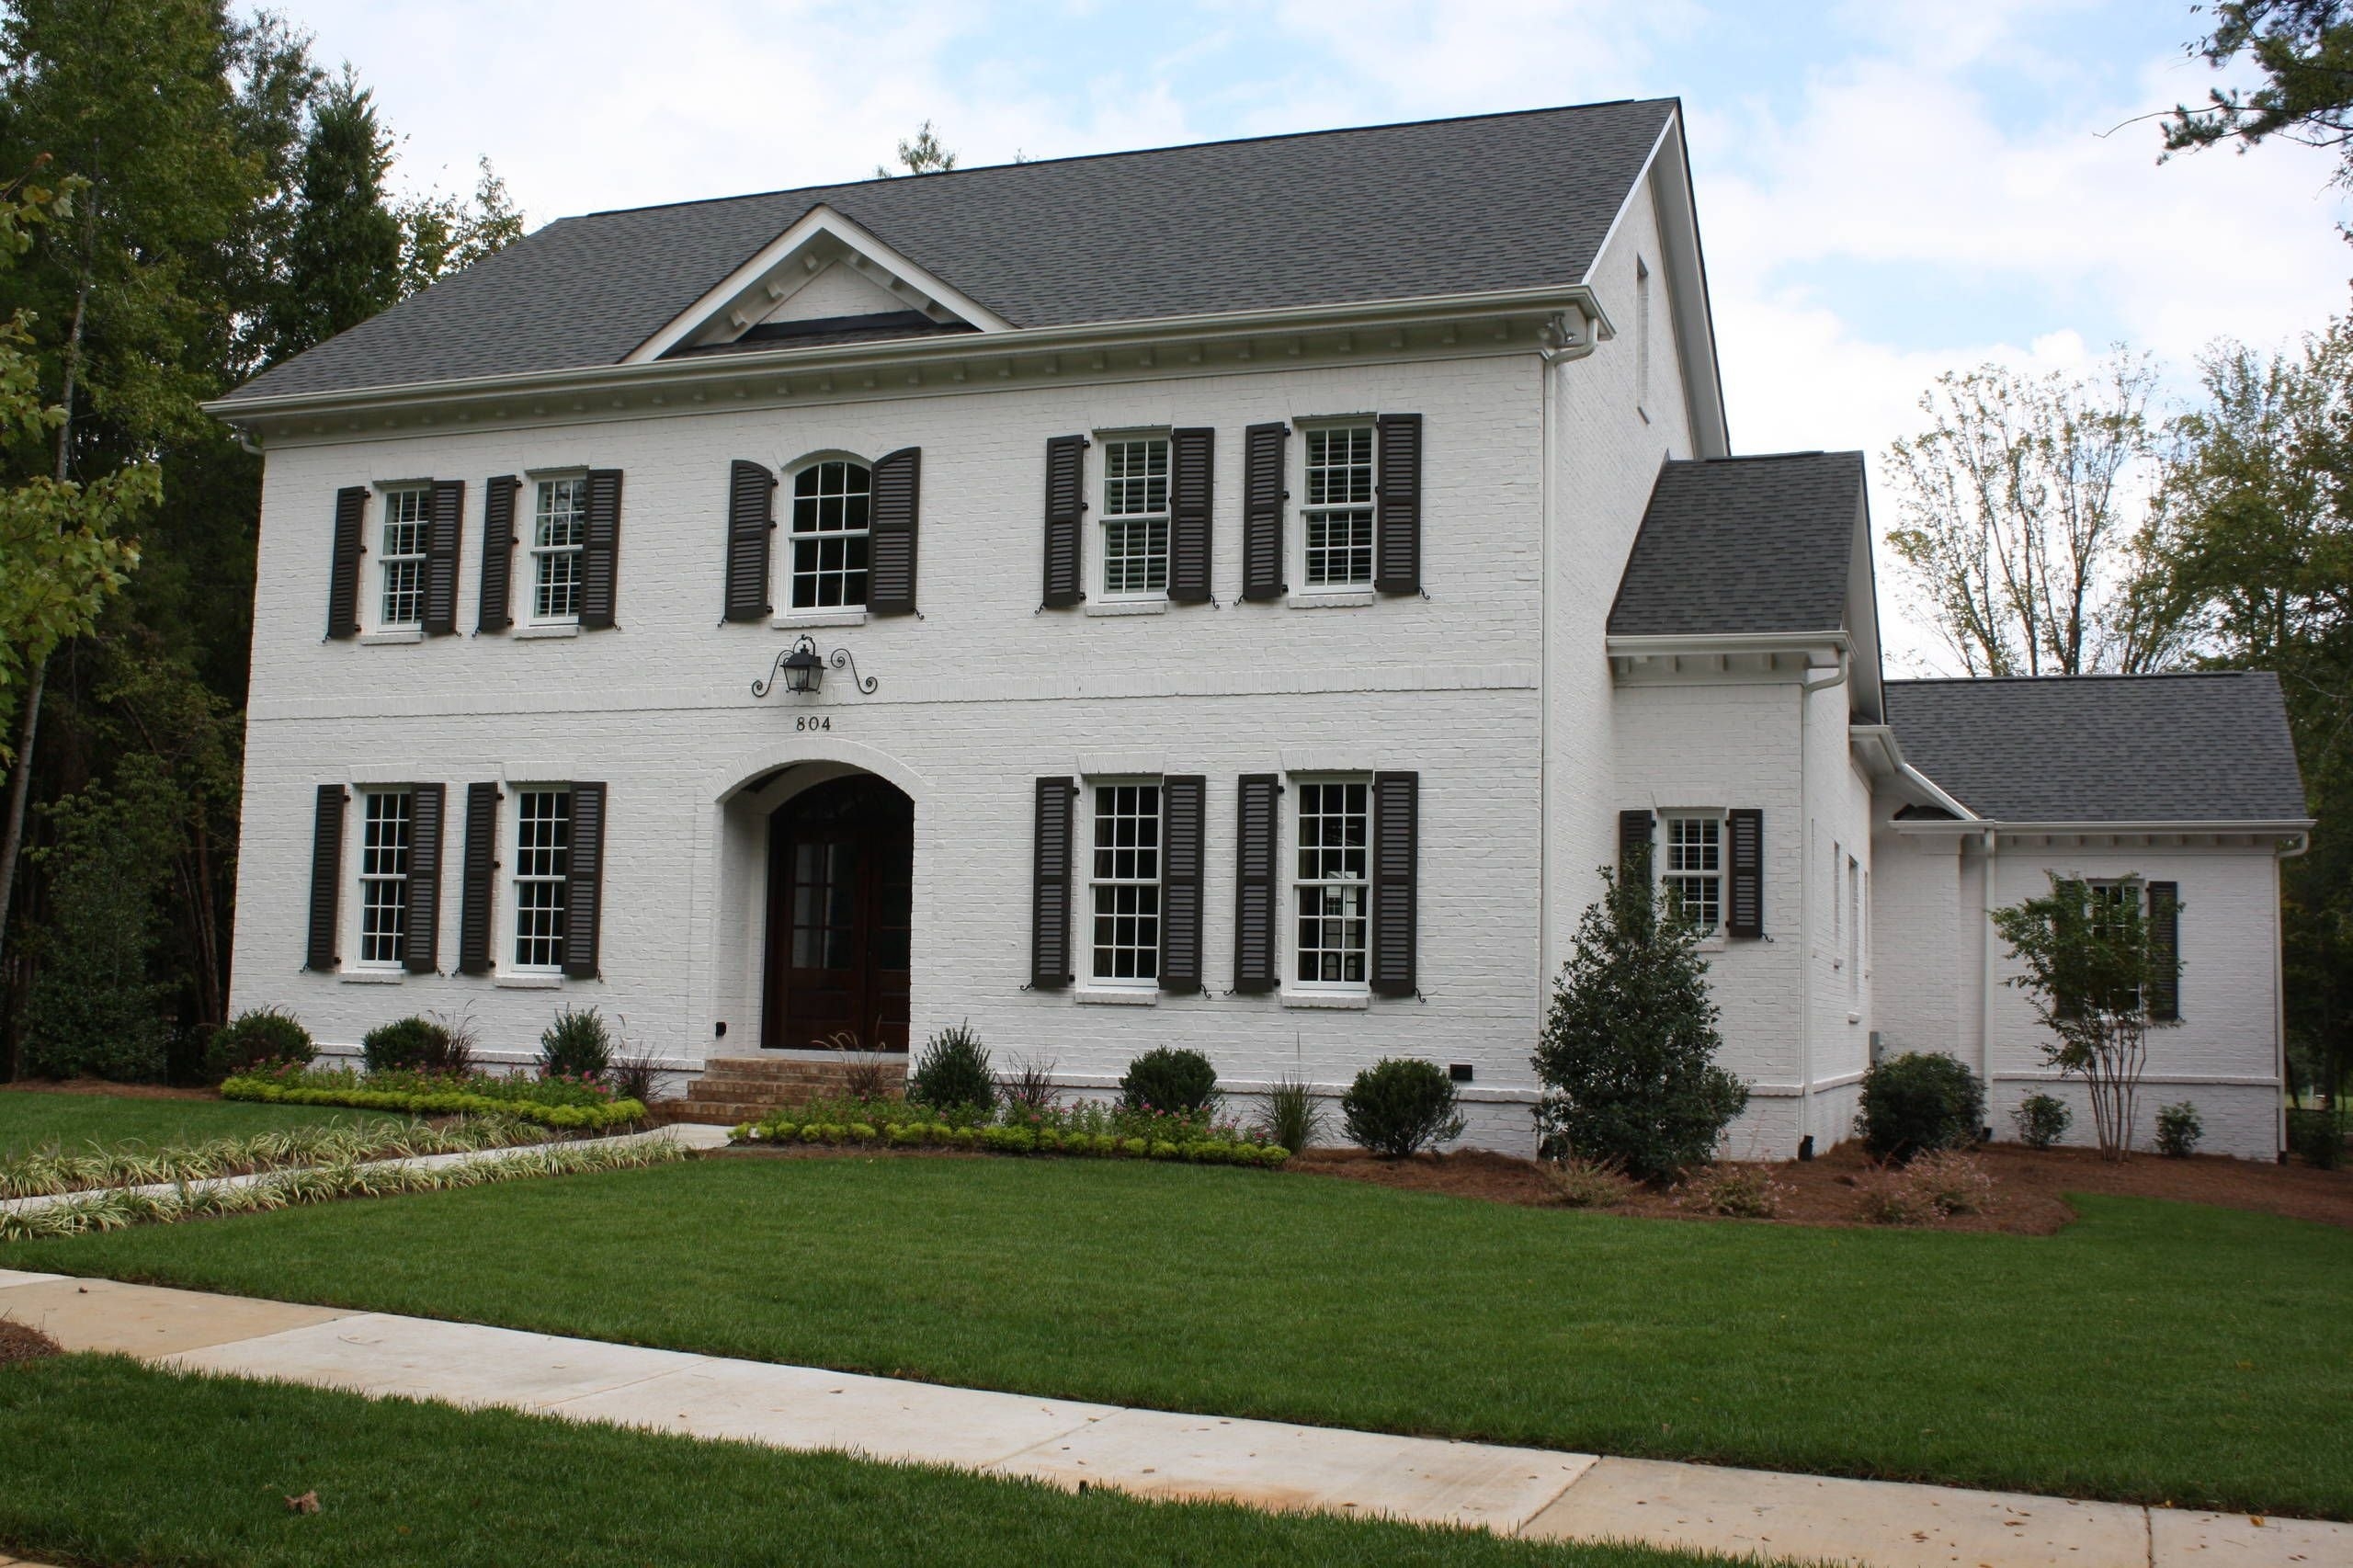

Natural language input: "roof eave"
[1890,817,2315,837]
[1606,629,1847,658]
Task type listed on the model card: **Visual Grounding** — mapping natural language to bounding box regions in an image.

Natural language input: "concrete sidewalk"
[3,1267,2343,1567]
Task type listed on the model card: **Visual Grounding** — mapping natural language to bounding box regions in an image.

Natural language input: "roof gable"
[1608,451,1867,639]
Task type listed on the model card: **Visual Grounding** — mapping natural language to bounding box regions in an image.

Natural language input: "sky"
[281,0,2349,670]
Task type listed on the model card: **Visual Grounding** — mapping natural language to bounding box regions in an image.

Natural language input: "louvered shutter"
[424,480,465,634]
[326,487,367,640]
[2148,881,2180,1021]
[478,476,519,632]
[1159,775,1206,992]
[305,785,346,970]
[563,782,607,978]
[1726,808,1763,938]
[1618,809,1655,884]
[1233,773,1279,993]
[1168,428,1214,604]
[1374,413,1423,595]
[1031,778,1075,987]
[869,446,921,616]
[722,460,776,622]
[1370,771,1419,997]
[458,781,499,976]
[404,784,447,973]
[579,469,624,630]
[1241,423,1288,601]
[1041,436,1086,608]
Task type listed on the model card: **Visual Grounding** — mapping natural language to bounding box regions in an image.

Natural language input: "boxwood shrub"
[733,1115,1286,1168]
[203,1006,315,1083]
[1119,1047,1219,1114]
[222,1074,644,1131]
[1856,1051,1985,1163]
[1341,1057,1465,1158]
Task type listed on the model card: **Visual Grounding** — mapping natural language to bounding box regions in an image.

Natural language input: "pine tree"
[266,69,401,361]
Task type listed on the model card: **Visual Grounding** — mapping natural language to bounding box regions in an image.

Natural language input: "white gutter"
[1891,817,2314,837]
[1607,629,1847,661]
[1535,310,1604,1024]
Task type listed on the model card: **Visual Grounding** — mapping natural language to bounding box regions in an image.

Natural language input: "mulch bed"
[1288,1139,2353,1235]
[0,1078,216,1101]
[0,1320,63,1367]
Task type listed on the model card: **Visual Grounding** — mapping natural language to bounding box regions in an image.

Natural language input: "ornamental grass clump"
[1674,1163,1790,1219]
[1119,1047,1219,1115]
[1340,1058,1464,1158]
[0,1116,549,1200]
[1257,1074,1324,1155]
[911,1021,995,1112]
[1540,1154,1636,1210]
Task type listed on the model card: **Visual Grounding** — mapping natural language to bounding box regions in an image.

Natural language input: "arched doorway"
[762,775,913,1052]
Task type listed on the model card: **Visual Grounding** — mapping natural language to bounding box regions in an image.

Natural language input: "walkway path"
[3,1266,2340,1567]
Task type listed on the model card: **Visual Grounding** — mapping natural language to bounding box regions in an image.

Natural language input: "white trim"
[1082,776,1165,990]
[1288,772,1373,996]
[337,970,405,985]
[1085,599,1167,617]
[1279,988,1370,1011]
[1286,590,1374,610]
[494,973,563,990]
[357,629,423,646]
[511,622,580,640]
[1074,986,1158,1006]
[771,608,867,630]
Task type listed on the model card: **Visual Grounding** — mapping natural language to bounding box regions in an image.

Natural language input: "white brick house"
[208,100,2311,1159]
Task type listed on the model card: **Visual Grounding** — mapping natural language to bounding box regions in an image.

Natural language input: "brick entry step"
[655,1055,908,1126]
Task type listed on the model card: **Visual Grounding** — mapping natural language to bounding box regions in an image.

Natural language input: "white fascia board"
[1607,629,1847,660]
[624,204,1015,364]
[1850,724,1979,819]
[1891,817,2314,838]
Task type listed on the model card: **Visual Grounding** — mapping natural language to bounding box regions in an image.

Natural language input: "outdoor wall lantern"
[752,634,878,699]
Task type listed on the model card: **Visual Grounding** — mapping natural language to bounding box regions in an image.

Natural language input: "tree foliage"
[877,119,956,177]
[2165,2,2353,194]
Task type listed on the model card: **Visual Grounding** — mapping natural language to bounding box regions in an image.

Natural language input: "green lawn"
[8,1156,2348,1519]
[0,1087,404,1156]
[0,1356,1733,1568]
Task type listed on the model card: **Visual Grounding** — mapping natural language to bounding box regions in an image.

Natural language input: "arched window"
[789,459,871,608]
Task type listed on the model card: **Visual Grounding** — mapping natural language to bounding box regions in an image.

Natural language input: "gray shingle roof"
[1608,451,1865,636]
[1884,672,2309,823]
[225,98,1677,405]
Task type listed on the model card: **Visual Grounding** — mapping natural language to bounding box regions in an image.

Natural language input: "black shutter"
[563,782,606,979]
[1374,413,1423,595]
[1240,423,1288,601]
[1160,775,1206,993]
[1370,772,1418,997]
[1168,427,1214,604]
[1233,773,1280,993]
[1726,808,1763,938]
[1619,809,1655,884]
[869,446,920,616]
[326,486,367,640]
[478,476,518,632]
[1031,778,1075,987]
[305,784,346,971]
[458,781,499,976]
[424,480,465,634]
[2148,881,2180,1021]
[1042,436,1086,608]
[579,469,623,630]
[404,783,447,973]
[723,460,776,622]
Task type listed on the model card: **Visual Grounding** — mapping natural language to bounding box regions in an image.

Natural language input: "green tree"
[2165,3,2353,197]
[264,68,400,362]
[1532,866,1748,1181]
[877,119,956,176]
[395,155,522,298]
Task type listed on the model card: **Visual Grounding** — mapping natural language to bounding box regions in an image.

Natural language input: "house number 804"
[795,715,833,732]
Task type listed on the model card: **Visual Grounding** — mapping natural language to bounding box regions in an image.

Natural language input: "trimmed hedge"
[732,1116,1289,1168]
[222,1075,645,1131]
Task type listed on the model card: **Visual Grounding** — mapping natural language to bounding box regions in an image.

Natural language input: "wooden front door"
[763,776,913,1052]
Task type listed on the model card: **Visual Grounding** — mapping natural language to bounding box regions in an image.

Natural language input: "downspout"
[1795,648,1851,1150]
[2274,832,2312,1155]
[1535,312,1599,1026]
[1978,826,2000,1086]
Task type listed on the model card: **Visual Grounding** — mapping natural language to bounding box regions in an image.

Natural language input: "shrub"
[1676,1164,1789,1219]
[1119,1047,1219,1115]
[203,1007,315,1083]
[2155,1100,2204,1158]
[1854,1051,1984,1163]
[2289,1108,2345,1169]
[362,1016,453,1074]
[1257,1074,1324,1155]
[1533,867,1747,1182]
[1852,1168,1938,1225]
[997,1054,1060,1118]
[18,771,177,1084]
[1904,1150,1997,1215]
[911,1021,995,1112]
[1341,1058,1464,1158]
[220,1073,644,1130]
[607,1048,668,1106]
[1540,1155,1635,1210]
[2011,1092,2072,1150]
[539,1006,613,1079]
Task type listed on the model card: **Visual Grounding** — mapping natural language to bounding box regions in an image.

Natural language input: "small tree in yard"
[1991,873,2180,1161]
[1533,866,1748,1183]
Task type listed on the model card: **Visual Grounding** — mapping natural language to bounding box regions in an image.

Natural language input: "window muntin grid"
[790,460,871,609]
[512,789,571,971]
[379,488,429,628]
[1099,437,1169,597]
[531,478,588,622]
[1293,779,1370,986]
[1089,781,1162,983]
[357,789,412,966]
[1302,426,1376,588]
[1662,814,1722,933]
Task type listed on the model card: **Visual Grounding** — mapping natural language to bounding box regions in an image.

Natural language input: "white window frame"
[1096,431,1171,601]
[353,787,413,970]
[1290,774,1372,993]
[376,485,430,631]
[508,785,572,974]
[1846,853,1861,996]
[1635,255,1653,416]
[1086,778,1164,988]
[784,455,873,611]
[1296,421,1379,592]
[1658,810,1724,935]
[528,473,589,626]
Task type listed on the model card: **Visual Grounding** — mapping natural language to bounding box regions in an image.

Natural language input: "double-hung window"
[1294,779,1370,986]
[1099,436,1169,597]
[1089,781,1162,984]
[1302,426,1377,589]
[530,477,588,623]
[512,788,571,971]
[1661,813,1722,933]
[790,460,871,608]
[357,789,412,967]
[378,487,429,629]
